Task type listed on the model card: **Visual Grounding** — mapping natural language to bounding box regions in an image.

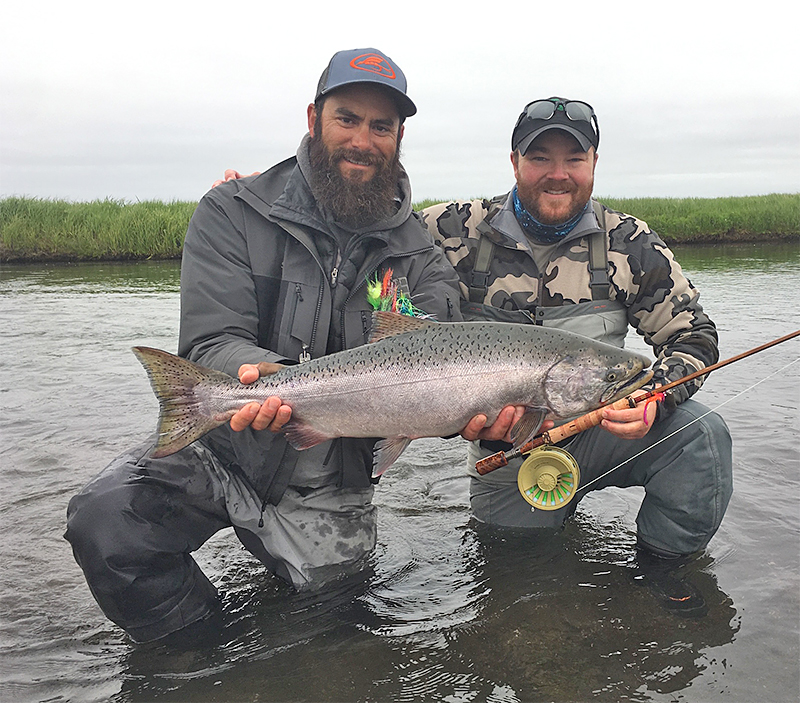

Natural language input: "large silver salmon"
[133,312,652,475]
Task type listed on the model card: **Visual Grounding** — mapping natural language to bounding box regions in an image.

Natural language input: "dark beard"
[307,132,402,230]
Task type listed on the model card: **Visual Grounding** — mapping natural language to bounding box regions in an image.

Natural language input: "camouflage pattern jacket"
[420,193,720,409]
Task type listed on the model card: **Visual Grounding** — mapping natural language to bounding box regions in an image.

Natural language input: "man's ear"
[307,103,317,136]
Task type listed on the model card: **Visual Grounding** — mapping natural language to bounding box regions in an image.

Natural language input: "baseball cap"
[512,98,600,154]
[315,48,417,118]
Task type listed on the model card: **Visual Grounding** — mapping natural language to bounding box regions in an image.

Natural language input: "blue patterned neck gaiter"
[512,187,588,244]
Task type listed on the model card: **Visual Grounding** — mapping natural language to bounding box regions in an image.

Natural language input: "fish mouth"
[600,368,654,404]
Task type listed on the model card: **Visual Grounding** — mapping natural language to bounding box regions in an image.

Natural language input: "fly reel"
[517,446,580,511]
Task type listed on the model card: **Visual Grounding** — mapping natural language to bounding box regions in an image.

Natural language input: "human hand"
[211,169,261,188]
[600,389,657,440]
[460,406,553,443]
[229,362,292,432]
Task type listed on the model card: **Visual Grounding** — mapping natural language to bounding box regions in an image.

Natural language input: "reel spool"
[517,446,580,511]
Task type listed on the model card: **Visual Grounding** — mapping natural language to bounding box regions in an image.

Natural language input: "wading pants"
[64,440,376,642]
[468,399,733,556]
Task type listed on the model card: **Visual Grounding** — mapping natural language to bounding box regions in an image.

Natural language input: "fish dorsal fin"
[368,311,436,344]
[509,407,548,448]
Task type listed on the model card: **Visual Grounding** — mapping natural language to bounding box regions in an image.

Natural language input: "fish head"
[543,348,652,419]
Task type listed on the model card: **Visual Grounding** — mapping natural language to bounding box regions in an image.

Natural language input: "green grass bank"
[2,193,798,262]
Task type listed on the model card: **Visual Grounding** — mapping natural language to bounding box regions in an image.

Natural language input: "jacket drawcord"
[258,497,268,528]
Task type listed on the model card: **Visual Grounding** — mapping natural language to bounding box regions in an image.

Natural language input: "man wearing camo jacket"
[421,98,733,573]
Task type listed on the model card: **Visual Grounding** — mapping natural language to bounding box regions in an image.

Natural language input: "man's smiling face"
[309,83,402,184]
[306,83,404,228]
[512,129,598,225]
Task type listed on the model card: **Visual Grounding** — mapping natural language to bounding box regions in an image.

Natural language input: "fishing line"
[576,356,800,494]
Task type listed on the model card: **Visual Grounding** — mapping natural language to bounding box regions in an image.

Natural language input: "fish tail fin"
[132,347,233,458]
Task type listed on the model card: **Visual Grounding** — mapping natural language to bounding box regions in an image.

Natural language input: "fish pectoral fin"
[368,311,436,343]
[371,437,413,478]
[509,408,548,448]
[282,421,333,451]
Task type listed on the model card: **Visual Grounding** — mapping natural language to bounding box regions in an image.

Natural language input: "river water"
[1,242,798,703]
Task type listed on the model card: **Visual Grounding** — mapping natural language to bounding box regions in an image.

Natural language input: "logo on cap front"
[350,53,396,80]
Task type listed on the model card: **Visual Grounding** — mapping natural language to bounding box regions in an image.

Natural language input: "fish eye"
[606,371,618,382]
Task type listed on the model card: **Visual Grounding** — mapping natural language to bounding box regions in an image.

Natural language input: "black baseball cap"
[315,48,417,118]
[512,98,600,154]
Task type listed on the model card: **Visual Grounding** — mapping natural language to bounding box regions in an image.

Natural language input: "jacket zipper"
[292,284,313,361]
[306,284,324,361]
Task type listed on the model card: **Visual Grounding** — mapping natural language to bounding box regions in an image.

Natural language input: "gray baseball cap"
[315,48,417,118]
[512,98,600,154]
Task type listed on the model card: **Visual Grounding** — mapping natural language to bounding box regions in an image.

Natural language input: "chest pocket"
[460,300,535,324]
[278,281,319,350]
[535,300,629,348]
[273,238,328,361]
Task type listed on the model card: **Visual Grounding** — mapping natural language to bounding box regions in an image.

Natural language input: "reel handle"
[475,394,640,475]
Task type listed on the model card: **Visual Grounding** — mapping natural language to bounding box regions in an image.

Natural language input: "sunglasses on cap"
[523,98,595,122]
[514,97,600,150]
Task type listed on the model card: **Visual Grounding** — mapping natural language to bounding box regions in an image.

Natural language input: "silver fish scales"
[133,312,652,476]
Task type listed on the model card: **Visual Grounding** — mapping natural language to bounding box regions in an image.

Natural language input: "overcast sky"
[2,1,798,204]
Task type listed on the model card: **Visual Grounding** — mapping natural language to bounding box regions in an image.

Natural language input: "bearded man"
[65,48,470,643]
[422,99,733,612]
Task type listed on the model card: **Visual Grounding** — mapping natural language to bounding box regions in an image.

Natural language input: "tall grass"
[598,194,799,241]
[0,197,197,261]
[2,194,798,262]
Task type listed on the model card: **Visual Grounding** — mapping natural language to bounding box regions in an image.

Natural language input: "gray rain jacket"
[178,137,461,507]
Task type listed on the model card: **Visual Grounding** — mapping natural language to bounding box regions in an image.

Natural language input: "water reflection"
[112,455,738,702]
[0,260,181,294]
[461,519,738,701]
[671,240,798,272]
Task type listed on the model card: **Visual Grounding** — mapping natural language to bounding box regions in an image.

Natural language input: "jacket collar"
[233,136,430,256]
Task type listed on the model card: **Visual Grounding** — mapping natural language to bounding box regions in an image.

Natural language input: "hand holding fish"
[230,361,292,433]
[461,406,555,443]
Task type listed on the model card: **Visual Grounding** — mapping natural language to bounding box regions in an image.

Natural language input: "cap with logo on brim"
[512,107,598,154]
[315,48,417,118]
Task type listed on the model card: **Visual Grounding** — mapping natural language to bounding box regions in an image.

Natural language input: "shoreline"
[3,235,796,265]
[2,193,798,263]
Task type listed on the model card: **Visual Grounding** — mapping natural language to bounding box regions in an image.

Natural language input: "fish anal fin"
[509,408,548,448]
[371,437,413,478]
[368,311,436,344]
[283,421,334,451]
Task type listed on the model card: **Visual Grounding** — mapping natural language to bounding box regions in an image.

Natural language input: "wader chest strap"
[468,231,495,303]
[589,201,610,301]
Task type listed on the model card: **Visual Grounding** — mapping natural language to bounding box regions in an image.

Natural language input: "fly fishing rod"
[476,329,800,480]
